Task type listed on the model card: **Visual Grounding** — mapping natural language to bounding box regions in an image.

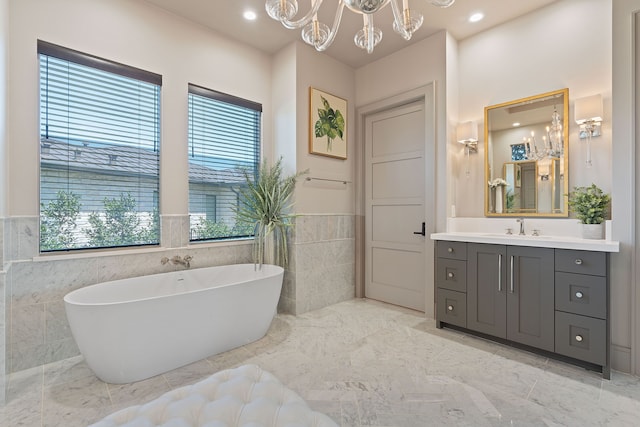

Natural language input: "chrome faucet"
[517,218,525,235]
[161,255,193,268]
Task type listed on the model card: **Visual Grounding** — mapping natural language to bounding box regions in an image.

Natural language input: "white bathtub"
[64,263,284,384]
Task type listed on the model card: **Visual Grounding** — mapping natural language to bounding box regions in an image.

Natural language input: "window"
[38,41,161,252]
[188,84,261,241]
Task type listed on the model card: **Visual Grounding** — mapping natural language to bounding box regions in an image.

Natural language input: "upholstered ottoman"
[91,364,338,427]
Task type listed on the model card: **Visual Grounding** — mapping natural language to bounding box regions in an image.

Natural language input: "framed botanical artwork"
[309,87,347,160]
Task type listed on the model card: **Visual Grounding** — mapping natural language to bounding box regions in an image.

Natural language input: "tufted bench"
[90,364,338,427]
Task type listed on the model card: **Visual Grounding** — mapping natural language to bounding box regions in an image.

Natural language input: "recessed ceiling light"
[512,122,521,127]
[469,12,484,23]
[243,10,257,21]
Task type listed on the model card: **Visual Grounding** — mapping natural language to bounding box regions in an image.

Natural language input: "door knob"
[413,222,426,236]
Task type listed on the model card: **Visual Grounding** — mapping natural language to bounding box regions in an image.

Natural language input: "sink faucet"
[517,218,525,236]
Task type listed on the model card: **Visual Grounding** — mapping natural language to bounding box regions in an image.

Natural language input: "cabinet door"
[467,243,507,338]
[506,246,555,352]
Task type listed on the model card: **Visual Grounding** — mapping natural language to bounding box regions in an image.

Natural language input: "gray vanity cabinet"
[554,249,609,377]
[434,238,613,378]
[435,241,467,328]
[467,243,507,337]
[467,243,554,352]
[506,245,555,352]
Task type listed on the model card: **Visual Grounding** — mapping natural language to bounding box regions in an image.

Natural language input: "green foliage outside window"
[40,191,158,251]
[40,190,81,250]
[191,216,255,240]
[85,193,156,247]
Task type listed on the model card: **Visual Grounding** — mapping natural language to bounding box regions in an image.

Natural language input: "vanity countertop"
[431,232,620,253]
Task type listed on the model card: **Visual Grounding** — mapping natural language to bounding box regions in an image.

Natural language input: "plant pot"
[263,231,277,266]
[582,223,604,240]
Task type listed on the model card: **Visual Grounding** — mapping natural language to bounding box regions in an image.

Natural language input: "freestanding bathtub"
[64,263,284,384]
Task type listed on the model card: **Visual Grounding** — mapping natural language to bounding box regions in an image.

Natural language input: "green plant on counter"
[568,184,611,224]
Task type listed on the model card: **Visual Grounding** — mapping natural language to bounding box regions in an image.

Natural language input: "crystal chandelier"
[524,106,564,161]
[266,0,456,54]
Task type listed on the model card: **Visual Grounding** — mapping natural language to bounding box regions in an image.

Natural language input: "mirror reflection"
[484,88,569,217]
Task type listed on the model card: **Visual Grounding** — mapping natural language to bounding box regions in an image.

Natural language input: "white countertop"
[430,232,620,253]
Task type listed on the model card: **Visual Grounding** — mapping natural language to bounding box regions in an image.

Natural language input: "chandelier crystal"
[524,106,564,161]
[266,0,456,54]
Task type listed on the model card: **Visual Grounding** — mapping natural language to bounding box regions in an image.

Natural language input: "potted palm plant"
[236,158,306,267]
[568,184,611,239]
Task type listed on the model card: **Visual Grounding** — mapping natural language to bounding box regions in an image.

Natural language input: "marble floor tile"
[107,375,171,406]
[3,298,640,427]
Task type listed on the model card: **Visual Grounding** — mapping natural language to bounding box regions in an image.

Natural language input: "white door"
[364,100,429,312]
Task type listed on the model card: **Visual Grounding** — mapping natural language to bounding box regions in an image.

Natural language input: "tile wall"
[3,215,253,373]
[279,214,355,315]
[2,213,356,379]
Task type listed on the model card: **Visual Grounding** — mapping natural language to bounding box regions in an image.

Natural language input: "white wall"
[0,0,7,218]
[271,44,297,175]
[8,0,273,217]
[0,0,6,402]
[294,43,356,215]
[457,0,612,218]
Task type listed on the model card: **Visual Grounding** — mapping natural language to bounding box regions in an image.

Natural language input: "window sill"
[33,238,253,262]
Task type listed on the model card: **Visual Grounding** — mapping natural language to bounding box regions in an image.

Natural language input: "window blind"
[188,83,261,241]
[38,41,161,251]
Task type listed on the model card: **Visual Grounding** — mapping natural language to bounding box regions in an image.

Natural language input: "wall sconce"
[456,121,478,178]
[574,94,603,167]
[537,157,551,181]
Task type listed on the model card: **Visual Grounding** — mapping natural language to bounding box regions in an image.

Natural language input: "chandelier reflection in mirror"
[523,105,564,161]
[266,0,456,54]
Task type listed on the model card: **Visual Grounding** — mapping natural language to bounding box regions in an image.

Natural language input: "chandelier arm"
[389,0,410,39]
[314,1,346,52]
[279,0,324,29]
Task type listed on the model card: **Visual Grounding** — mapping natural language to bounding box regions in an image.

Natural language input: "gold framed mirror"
[484,88,569,217]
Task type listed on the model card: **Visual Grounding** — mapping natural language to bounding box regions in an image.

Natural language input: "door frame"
[355,84,437,317]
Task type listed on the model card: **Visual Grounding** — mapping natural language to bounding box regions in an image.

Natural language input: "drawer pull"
[575,291,584,299]
[447,272,454,279]
[498,254,502,292]
[447,247,453,253]
[510,255,515,293]
[575,259,583,265]
[575,335,584,342]
[447,305,454,311]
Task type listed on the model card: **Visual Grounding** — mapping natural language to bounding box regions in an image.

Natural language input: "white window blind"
[38,40,161,252]
[188,83,261,241]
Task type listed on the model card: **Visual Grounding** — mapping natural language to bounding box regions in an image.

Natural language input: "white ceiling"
[143,0,558,69]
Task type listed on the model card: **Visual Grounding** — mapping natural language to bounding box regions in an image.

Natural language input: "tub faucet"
[161,255,193,268]
[517,218,525,235]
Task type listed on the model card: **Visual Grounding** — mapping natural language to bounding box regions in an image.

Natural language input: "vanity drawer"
[555,272,606,319]
[436,259,466,292]
[437,289,466,328]
[555,311,606,366]
[555,249,606,276]
[437,241,467,260]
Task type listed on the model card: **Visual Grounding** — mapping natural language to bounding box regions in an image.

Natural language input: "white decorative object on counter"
[582,223,604,240]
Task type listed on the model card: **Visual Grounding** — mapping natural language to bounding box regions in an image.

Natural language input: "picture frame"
[309,87,347,160]
[515,164,522,188]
